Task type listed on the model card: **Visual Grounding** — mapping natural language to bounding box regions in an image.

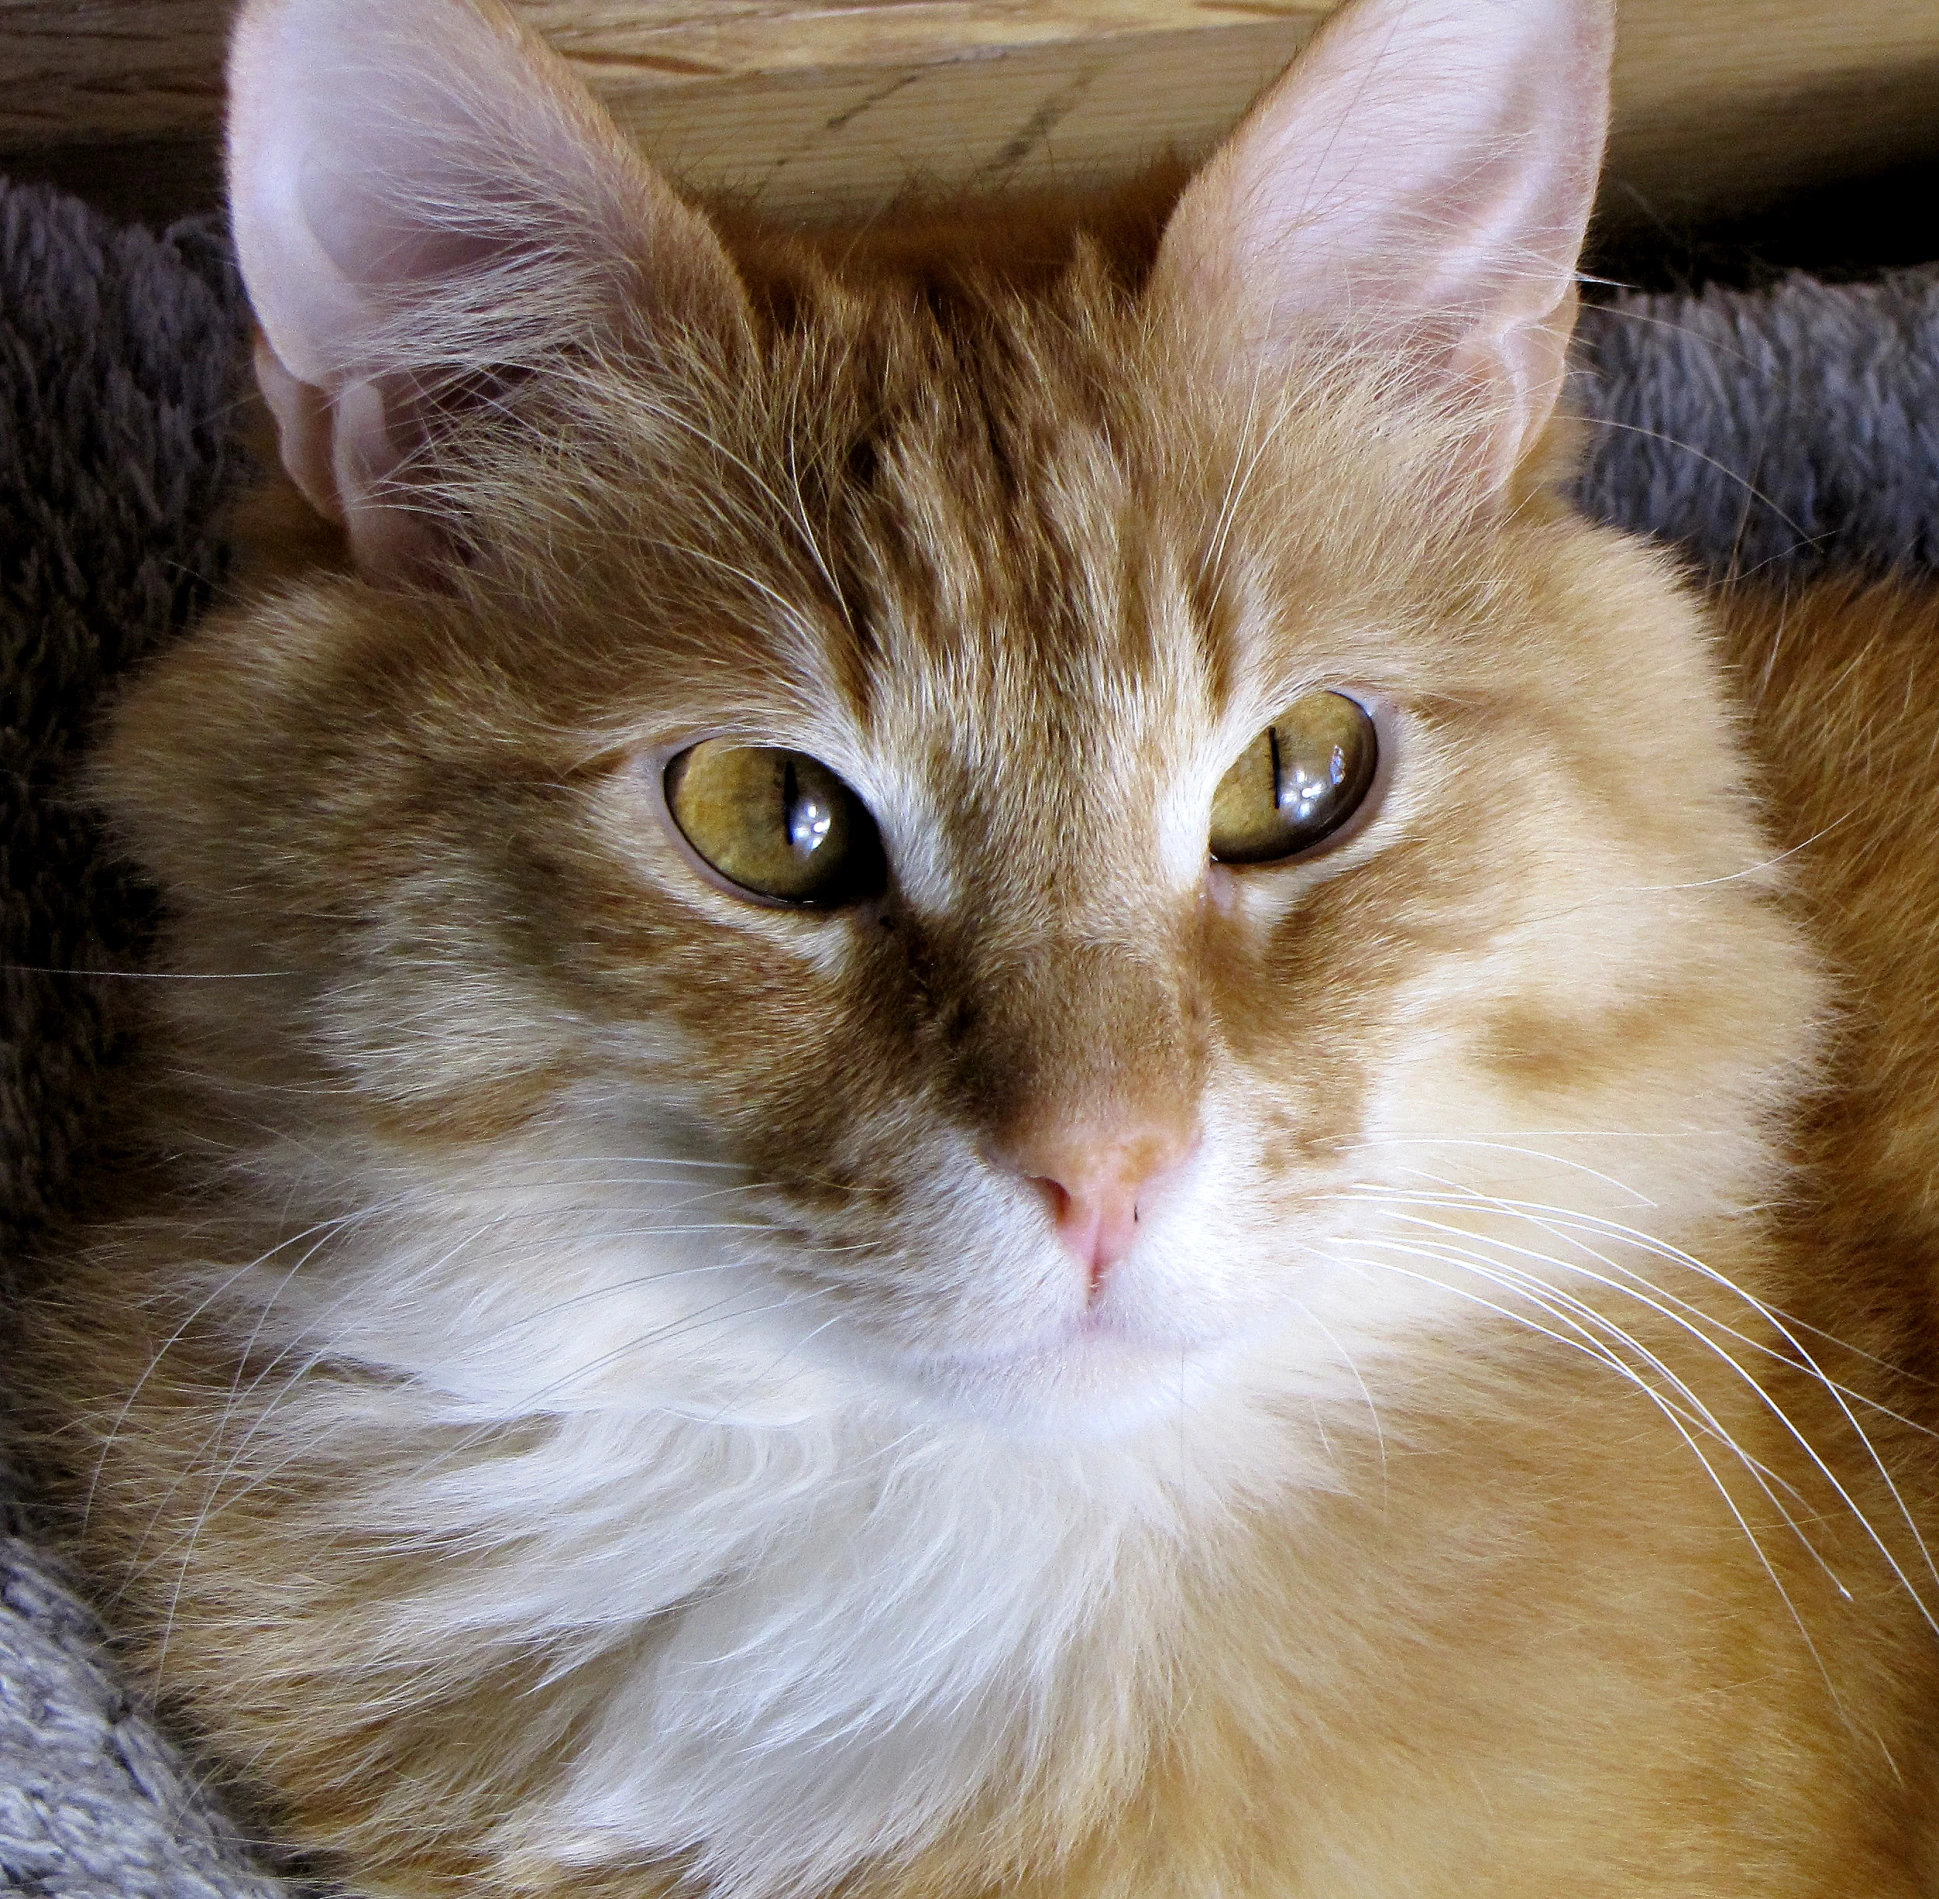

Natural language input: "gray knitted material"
[1,182,300,1897]
[0,1539,290,1898]
[1,171,1935,1896]
[1574,267,1939,581]
[1,184,245,1260]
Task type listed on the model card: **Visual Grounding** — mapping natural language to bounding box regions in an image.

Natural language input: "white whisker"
[1315,1239,1847,1711]
[1331,1182,1939,1629]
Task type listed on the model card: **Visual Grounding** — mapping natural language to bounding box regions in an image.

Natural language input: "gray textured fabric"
[1,182,300,1897]
[0,171,1935,1896]
[1574,267,1939,580]
[1,184,245,1259]
[0,1538,290,1898]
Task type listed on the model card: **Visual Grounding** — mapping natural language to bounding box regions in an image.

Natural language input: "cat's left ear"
[229,0,752,578]
[1150,0,1614,494]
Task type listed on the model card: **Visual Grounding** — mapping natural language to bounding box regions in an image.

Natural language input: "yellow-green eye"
[665,741,886,907]
[1209,690,1378,865]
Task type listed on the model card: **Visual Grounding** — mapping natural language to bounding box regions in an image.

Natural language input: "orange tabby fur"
[19,0,1939,1893]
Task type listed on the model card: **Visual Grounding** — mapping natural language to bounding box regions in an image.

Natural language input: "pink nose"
[992,1118,1196,1295]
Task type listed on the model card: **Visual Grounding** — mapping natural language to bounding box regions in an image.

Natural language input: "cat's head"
[107,0,1820,1443]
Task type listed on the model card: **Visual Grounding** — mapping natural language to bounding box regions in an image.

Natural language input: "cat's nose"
[991,1118,1197,1294]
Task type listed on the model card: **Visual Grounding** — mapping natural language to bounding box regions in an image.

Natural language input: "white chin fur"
[229,1086,1746,1898]
[232,1131,1356,1899]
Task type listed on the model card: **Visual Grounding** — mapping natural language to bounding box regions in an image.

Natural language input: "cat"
[20,0,1939,1892]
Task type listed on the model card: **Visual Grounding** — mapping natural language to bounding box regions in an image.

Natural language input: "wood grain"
[3,0,1937,227]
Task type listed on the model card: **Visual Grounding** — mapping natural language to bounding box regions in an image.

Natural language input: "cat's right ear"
[228,0,750,579]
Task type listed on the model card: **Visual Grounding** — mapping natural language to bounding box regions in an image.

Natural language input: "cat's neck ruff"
[220,1133,1358,1898]
[218,1077,1786,1899]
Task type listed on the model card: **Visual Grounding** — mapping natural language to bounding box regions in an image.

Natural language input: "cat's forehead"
[656,279,1373,745]
[485,260,1483,807]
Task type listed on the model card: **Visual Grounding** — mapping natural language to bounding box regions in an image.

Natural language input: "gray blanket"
[2,172,1936,1897]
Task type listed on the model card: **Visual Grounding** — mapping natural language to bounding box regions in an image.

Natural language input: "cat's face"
[116,287,1815,1443]
[113,0,1818,1446]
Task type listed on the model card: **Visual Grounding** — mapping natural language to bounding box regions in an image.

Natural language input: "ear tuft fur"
[1152,0,1615,494]
[228,0,749,576]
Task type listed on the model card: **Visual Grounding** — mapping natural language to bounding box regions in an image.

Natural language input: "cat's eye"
[665,741,886,907]
[1209,690,1379,865]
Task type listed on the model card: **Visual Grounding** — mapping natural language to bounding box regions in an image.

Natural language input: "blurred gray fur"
[1574,267,1939,579]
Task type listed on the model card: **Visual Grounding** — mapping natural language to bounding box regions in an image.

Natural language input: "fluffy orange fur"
[19,0,1939,1893]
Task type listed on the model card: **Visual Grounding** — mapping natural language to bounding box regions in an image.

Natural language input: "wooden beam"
[4,1,1938,229]
[582,11,1331,225]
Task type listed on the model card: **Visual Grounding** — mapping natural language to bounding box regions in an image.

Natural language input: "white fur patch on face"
[229,1109,1345,1899]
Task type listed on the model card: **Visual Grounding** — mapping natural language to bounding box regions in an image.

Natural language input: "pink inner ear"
[254,338,342,525]
[302,164,511,295]
[227,0,749,579]
[1151,0,1613,487]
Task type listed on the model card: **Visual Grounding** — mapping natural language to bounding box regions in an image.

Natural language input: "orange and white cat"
[23,0,1939,1892]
